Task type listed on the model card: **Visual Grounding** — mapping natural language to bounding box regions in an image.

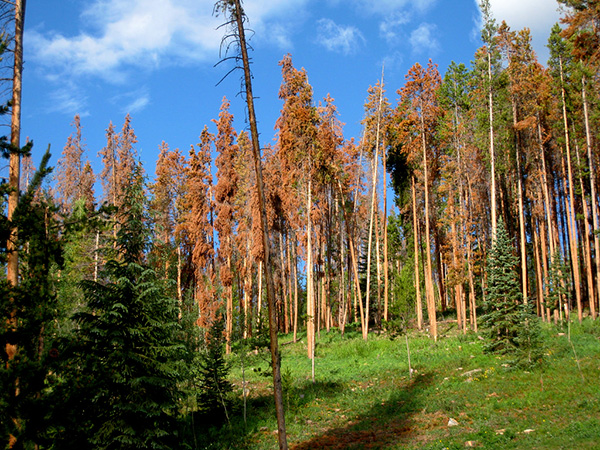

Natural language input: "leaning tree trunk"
[229,1,288,447]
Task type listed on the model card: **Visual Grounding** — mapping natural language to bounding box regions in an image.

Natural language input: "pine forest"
[2,1,600,449]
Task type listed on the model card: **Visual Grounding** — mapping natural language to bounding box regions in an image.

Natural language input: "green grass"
[194,319,600,450]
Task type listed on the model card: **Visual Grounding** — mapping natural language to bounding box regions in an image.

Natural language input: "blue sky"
[17,0,562,185]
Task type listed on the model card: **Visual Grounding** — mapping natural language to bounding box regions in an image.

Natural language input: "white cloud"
[352,0,436,15]
[27,0,310,81]
[473,0,562,63]
[110,88,151,114]
[379,12,411,44]
[46,84,89,117]
[316,18,365,54]
[125,94,150,114]
[410,23,439,55]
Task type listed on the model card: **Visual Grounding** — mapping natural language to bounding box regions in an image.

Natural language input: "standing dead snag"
[214,1,288,448]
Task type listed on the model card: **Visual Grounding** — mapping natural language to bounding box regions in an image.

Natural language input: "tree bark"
[487,50,497,241]
[7,3,26,448]
[559,56,582,322]
[582,75,599,319]
[230,1,288,446]
[412,176,423,331]
[421,116,437,341]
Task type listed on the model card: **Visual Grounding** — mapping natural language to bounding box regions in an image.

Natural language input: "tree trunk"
[364,145,378,340]
[488,50,497,240]
[382,139,389,323]
[421,119,437,341]
[575,140,596,318]
[7,2,26,448]
[511,99,528,304]
[230,1,287,446]
[559,57,582,322]
[412,176,423,331]
[307,179,315,359]
[582,75,599,319]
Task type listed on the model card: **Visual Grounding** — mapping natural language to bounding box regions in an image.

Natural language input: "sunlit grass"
[202,319,600,450]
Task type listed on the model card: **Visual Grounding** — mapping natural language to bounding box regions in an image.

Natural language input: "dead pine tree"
[213,1,288,449]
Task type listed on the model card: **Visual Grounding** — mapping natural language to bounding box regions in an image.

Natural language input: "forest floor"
[198,319,600,449]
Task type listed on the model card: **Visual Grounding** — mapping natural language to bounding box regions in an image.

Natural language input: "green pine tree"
[481,221,543,365]
[196,317,233,424]
[481,221,523,352]
[51,165,186,449]
[1,147,64,448]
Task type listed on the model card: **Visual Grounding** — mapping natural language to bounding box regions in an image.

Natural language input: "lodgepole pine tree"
[184,127,217,326]
[55,115,91,214]
[479,0,499,241]
[213,96,239,354]
[214,1,288,447]
[397,61,441,341]
[275,54,320,359]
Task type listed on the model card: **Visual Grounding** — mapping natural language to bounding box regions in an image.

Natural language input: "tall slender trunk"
[382,140,389,322]
[375,208,382,327]
[421,116,437,341]
[292,239,298,342]
[7,3,26,448]
[230,1,287,446]
[533,218,544,316]
[582,75,599,319]
[364,71,384,339]
[306,179,315,358]
[257,260,263,326]
[559,56,582,322]
[279,232,289,334]
[364,132,379,340]
[575,140,596,318]
[94,230,100,283]
[511,99,528,304]
[338,181,366,337]
[412,176,423,331]
[7,0,25,287]
[226,253,233,355]
[539,215,550,320]
[466,178,478,332]
[488,50,497,240]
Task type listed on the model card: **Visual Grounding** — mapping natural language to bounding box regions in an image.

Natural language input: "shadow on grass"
[290,373,434,450]
[189,379,345,449]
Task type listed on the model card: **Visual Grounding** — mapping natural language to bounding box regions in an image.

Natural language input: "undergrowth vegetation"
[200,319,600,450]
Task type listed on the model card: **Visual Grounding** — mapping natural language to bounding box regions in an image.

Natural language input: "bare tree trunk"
[307,180,315,358]
[559,57,582,322]
[338,181,366,337]
[257,260,263,326]
[229,1,287,446]
[94,230,100,282]
[292,239,299,342]
[6,3,26,448]
[364,145,378,340]
[575,140,596,318]
[226,254,233,355]
[511,99,528,304]
[421,119,437,341]
[582,75,599,319]
[533,218,544,317]
[375,207,382,327]
[412,176,423,331]
[488,50,497,240]
[382,140,389,323]
[279,232,289,334]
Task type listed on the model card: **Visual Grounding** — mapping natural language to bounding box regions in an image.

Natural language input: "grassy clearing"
[196,319,600,449]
